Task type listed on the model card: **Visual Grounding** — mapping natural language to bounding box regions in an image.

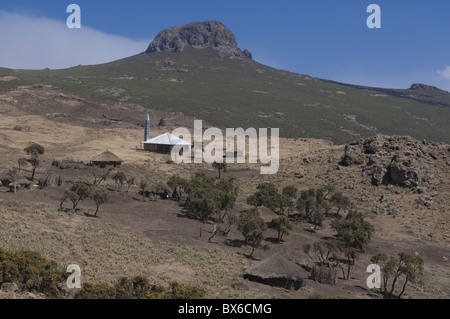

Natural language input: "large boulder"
[389,154,429,187]
[340,144,364,166]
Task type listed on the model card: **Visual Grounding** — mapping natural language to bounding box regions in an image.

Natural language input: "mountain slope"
[1,22,450,144]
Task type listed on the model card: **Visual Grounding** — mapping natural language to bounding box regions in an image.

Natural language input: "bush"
[74,276,207,299]
[74,282,117,299]
[0,247,66,298]
[166,281,206,299]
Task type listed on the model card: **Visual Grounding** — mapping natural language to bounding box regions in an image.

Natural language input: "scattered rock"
[295,168,308,179]
[1,282,18,293]
[371,194,398,215]
[443,256,448,263]
[243,49,253,60]
[416,195,434,207]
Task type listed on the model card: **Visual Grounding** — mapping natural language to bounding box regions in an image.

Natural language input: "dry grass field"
[0,86,449,299]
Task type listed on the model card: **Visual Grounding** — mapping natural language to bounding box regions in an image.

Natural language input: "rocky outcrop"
[389,154,429,187]
[408,83,446,93]
[340,135,446,188]
[340,144,364,166]
[146,21,252,59]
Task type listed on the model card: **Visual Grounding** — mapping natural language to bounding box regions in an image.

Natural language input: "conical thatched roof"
[92,150,122,163]
[258,206,279,224]
[244,254,309,281]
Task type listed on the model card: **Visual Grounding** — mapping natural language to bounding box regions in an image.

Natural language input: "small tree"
[216,177,239,197]
[185,190,218,223]
[7,168,18,194]
[371,252,425,299]
[237,208,268,257]
[296,188,316,220]
[167,175,189,199]
[330,192,350,217]
[139,180,148,202]
[247,183,281,213]
[280,185,297,216]
[17,158,28,172]
[185,175,219,222]
[113,171,127,192]
[126,176,136,194]
[212,161,227,179]
[158,117,166,127]
[68,183,94,210]
[88,167,112,187]
[296,187,331,223]
[270,215,293,242]
[282,185,297,198]
[24,143,45,180]
[331,210,374,279]
[91,188,110,217]
[311,209,324,232]
[61,189,79,210]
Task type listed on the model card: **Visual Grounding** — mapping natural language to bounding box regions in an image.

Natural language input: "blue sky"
[1,0,450,91]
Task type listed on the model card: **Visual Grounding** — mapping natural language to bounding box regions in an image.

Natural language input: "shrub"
[0,247,66,298]
[74,277,206,299]
[269,215,293,242]
[74,282,117,299]
[166,281,206,299]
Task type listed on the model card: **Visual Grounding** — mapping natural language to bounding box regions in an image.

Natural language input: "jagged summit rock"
[146,20,252,59]
[409,83,442,91]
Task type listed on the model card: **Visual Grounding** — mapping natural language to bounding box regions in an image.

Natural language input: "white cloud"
[0,11,152,70]
[437,66,450,80]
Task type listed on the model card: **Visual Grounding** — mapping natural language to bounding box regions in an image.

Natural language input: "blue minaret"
[144,113,150,142]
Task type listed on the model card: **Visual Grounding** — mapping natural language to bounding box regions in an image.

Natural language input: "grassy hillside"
[2,47,450,144]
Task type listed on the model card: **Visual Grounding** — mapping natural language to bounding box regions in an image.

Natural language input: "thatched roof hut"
[91,150,122,168]
[258,206,279,224]
[244,254,309,290]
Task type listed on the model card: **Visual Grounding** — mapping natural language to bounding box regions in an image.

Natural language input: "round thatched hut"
[244,253,309,290]
[258,206,279,224]
[91,150,123,168]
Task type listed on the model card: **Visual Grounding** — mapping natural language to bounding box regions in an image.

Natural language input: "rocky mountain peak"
[146,20,252,59]
[409,83,442,92]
